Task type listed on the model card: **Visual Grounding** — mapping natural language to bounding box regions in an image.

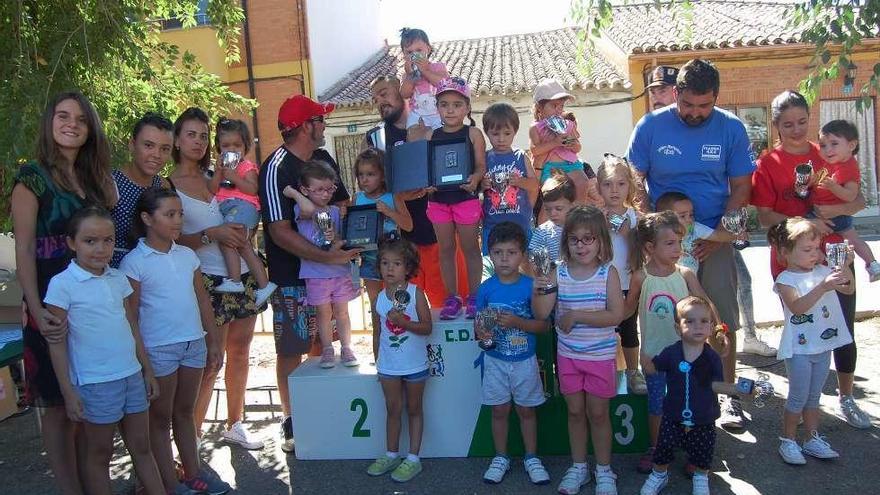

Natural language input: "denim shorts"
[806,211,852,232]
[646,371,668,416]
[378,368,430,382]
[147,337,207,377]
[219,197,260,230]
[76,371,149,424]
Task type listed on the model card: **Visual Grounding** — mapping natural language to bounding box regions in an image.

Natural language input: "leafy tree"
[0,0,256,228]
[569,0,880,109]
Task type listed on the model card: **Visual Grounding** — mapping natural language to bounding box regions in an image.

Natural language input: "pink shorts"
[426,199,482,225]
[305,276,359,306]
[557,355,617,398]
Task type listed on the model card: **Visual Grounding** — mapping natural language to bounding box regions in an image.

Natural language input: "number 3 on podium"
[614,403,635,446]
[350,397,371,438]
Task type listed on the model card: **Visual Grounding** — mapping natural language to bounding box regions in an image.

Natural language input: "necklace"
[679,360,695,427]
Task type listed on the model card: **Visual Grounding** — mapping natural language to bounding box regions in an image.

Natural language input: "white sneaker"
[254,282,278,307]
[718,396,745,430]
[594,467,617,495]
[778,437,806,465]
[867,261,880,283]
[840,395,872,429]
[640,471,668,495]
[524,457,550,485]
[801,431,839,459]
[626,369,648,395]
[221,421,265,450]
[215,278,245,293]
[482,455,510,484]
[741,335,777,357]
[692,472,710,495]
[557,465,590,494]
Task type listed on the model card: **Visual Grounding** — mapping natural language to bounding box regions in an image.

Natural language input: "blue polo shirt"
[626,106,755,228]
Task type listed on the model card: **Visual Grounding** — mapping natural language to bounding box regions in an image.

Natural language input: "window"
[736,106,770,160]
[333,133,366,195]
[820,99,878,209]
[160,0,210,30]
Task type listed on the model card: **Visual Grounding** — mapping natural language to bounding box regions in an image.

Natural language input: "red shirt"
[812,157,860,206]
[752,144,841,277]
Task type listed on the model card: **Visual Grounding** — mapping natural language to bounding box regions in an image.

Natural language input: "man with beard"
[258,94,356,453]
[627,59,754,430]
[646,65,678,111]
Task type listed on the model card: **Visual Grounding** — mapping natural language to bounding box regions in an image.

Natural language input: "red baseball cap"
[277,94,335,132]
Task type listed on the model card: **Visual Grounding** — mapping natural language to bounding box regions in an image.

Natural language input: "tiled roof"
[320,27,630,107]
[605,1,804,54]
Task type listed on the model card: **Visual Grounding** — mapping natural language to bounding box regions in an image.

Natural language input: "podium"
[289,312,648,460]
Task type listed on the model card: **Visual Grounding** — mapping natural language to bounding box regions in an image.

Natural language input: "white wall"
[307,0,383,96]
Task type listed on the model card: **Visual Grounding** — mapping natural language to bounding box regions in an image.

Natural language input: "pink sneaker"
[465,295,477,319]
[319,347,335,369]
[439,295,463,320]
[341,346,359,367]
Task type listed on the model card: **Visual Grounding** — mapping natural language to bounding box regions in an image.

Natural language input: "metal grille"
[333,133,365,195]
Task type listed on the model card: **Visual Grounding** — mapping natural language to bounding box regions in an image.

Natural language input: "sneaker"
[390,458,422,482]
[741,335,777,357]
[557,465,590,494]
[636,447,654,474]
[718,396,745,430]
[439,295,463,320]
[254,281,278,307]
[482,455,510,484]
[183,469,231,495]
[640,470,668,495]
[465,295,477,319]
[221,421,264,450]
[778,437,806,465]
[626,369,648,395]
[867,261,880,283]
[594,468,617,495]
[524,457,550,485]
[341,346,359,367]
[215,278,245,293]
[692,472,710,495]
[280,416,294,453]
[840,395,872,429]
[801,431,840,459]
[319,346,336,369]
[366,455,402,476]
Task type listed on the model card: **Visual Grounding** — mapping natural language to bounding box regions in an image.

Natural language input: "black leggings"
[833,286,857,374]
[617,290,639,349]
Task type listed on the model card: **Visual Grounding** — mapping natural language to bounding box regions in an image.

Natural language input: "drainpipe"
[241,0,262,161]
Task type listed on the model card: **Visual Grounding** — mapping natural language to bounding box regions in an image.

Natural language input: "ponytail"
[628,211,684,272]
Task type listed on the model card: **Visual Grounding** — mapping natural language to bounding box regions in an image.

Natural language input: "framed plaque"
[430,137,473,190]
[387,140,431,193]
[343,204,383,251]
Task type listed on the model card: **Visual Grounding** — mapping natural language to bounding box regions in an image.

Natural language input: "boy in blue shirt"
[475,221,550,486]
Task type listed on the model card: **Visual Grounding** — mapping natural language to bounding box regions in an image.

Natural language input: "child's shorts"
[305,276,359,305]
[557,354,617,398]
[540,161,584,183]
[426,199,481,225]
[147,337,208,377]
[220,197,260,230]
[806,211,852,232]
[645,371,667,416]
[481,354,546,407]
[377,368,430,382]
[76,371,149,424]
[652,417,716,470]
[360,251,381,281]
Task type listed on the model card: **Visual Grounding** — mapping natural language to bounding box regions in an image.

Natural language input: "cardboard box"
[0,366,18,421]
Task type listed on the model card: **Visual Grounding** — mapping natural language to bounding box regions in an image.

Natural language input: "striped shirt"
[528,220,563,262]
[556,262,617,361]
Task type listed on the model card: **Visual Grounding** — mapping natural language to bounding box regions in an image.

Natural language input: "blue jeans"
[733,250,757,338]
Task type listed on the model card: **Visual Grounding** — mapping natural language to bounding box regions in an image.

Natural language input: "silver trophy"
[491,171,512,211]
[218,151,241,189]
[391,287,411,313]
[794,161,813,199]
[608,213,627,233]
[529,247,558,294]
[720,207,750,250]
[825,241,850,271]
[545,115,574,145]
[410,52,424,79]
[753,372,775,408]
[314,211,334,249]
[476,307,499,351]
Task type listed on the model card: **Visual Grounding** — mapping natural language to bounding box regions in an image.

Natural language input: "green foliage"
[0,0,256,230]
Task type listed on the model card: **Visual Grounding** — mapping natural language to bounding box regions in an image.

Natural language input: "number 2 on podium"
[350,397,371,438]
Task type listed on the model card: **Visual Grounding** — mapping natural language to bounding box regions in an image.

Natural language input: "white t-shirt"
[610,208,638,290]
[376,283,428,375]
[773,265,852,360]
[120,240,205,347]
[177,189,248,277]
[679,222,714,272]
[44,262,141,386]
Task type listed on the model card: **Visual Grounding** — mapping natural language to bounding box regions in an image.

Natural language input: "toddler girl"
[428,77,487,320]
[813,119,880,281]
[287,160,360,368]
[768,218,854,465]
[366,237,432,483]
[45,207,165,495]
[210,118,277,305]
[119,187,229,494]
[532,205,623,495]
[529,78,588,204]
[596,153,644,396]
[399,27,449,129]
[352,148,413,343]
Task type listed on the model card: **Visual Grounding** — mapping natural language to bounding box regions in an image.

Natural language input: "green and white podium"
[289,312,648,460]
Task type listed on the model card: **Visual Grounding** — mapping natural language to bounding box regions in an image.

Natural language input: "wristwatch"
[200,230,212,245]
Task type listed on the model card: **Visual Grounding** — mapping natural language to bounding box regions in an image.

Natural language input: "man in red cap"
[646,65,679,111]
[258,94,358,453]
